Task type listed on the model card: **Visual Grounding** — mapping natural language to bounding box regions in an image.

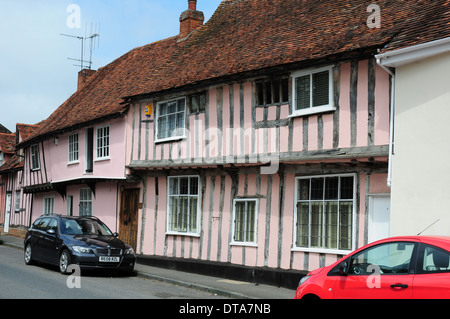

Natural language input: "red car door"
[412,244,450,299]
[331,241,416,299]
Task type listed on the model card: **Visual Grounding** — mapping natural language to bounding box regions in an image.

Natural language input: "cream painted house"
[377,37,450,236]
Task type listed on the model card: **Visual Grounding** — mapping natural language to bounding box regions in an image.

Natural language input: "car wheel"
[59,249,71,275]
[24,243,34,265]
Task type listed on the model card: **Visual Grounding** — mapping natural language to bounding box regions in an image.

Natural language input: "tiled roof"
[17,0,449,147]
[0,154,23,173]
[0,133,15,154]
[380,0,450,53]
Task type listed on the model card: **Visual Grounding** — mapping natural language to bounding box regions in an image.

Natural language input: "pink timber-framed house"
[7,0,444,288]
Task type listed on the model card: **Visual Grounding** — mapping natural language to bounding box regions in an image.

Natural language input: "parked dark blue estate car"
[24,215,135,274]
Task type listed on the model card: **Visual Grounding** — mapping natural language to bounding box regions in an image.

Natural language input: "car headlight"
[298,275,311,287]
[124,247,135,255]
[72,246,93,254]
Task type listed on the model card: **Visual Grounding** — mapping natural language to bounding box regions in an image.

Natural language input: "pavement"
[0,234,295,299]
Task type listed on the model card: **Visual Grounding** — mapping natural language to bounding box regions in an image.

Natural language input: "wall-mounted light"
[54,137,59,145]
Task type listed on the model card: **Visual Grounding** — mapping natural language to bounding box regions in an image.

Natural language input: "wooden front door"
[119,189,139,251]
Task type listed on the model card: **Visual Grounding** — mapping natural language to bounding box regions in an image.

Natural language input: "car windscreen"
[61,218,113,236]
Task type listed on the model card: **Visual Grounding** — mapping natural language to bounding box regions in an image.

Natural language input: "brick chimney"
[179,0,204,39]
[77,68,96,90]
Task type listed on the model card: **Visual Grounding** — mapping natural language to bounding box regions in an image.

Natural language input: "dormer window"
[291,66,334,117]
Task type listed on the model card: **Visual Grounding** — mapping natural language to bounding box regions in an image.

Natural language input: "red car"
[295,236,450,299]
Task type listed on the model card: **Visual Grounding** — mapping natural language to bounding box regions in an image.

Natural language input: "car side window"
[35,218,50,231]
[349,242,415,275]
[47,219,58,233]
[420,245,450,273]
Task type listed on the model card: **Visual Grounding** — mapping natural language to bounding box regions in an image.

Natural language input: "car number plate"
[99,256,120,262]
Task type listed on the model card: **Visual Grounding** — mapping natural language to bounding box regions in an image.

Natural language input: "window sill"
[165,231,200,238]
[94,157,110,162]
[291,246,351,255]
[155,135,186,144]
[67,161,80,166]
[230,242,258,247]
[289,105,336,118]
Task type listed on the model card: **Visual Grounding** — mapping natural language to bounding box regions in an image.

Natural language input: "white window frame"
[68,133,79,164]
[43,196,54,216]
[231,198,259,246]
[290,66,335,118]
[79,188,93,217]
[30,144,41,171]
[292,174,356,255]
[96,125,110,160]
[166,175,201,236]
[155,97,187,143]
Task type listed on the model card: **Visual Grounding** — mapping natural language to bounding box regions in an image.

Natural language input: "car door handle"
[391,284,408,289]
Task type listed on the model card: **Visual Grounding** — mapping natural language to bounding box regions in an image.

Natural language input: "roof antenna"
[61,22,100,70]
[417,219,440,235]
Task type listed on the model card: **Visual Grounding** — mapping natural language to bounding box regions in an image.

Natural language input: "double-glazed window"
[156,98,186,142]
[292,66,334,116]
[167,176,200,235]
[294,175,355,252]
[232,199,258,245]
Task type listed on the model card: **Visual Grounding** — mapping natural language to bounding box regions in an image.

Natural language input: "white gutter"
[375,57,395,188]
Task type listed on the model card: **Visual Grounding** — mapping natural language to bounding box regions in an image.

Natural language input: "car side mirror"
[339,262,349,276]
[113,232,119,238]
[47,229,56,235]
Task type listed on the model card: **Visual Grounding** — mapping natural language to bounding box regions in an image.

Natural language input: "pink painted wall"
[129,58,392,271]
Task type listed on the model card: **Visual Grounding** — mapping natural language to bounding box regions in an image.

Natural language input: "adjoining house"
[375,2,450,237]
[0,124,39,236]
[3,0,450,288]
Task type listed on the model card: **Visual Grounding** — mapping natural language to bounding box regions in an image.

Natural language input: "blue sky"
[0,0,223,132]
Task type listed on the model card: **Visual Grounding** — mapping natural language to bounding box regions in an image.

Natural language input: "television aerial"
[61,23,100,70]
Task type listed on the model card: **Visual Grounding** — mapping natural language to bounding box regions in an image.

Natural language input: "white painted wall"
[391,51,450,236]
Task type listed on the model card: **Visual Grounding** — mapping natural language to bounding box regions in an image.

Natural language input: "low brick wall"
[0,226,27,239]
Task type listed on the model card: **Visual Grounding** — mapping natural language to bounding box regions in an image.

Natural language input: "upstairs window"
[96,126,110,159]
[189,92,207,113]
[30,144,40,170]
[292,66,334,116]
[255,78,289,106]
[68,133,79,163]
[156,98,186,142]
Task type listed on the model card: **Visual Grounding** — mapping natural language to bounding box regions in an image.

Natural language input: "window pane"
[281,78,289,103]
[339,202,353,250]
[340,176,354,199]
[310,178,323,200]
[256,82,264,106]
[234,202,245,242]
[325,177,339,200]
[190,177,198,195]
[312,71,329,107]
[246,201,256,242]
[310,202,323,248]
[298,179,310,200]
[189,198,198,233]
[325,201,338,249]
[179,178,189,194]
[296,202,309,247]
[295,75,310,110]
